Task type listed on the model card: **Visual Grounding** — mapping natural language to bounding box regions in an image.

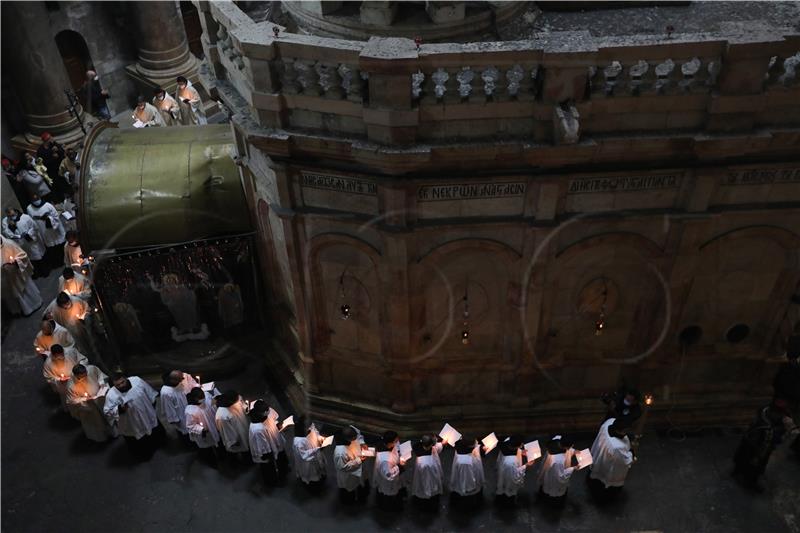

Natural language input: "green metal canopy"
[79,123,251,252]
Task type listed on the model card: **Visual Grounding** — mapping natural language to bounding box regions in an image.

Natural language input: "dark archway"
[180,1,204,58]
[55,30,92,100]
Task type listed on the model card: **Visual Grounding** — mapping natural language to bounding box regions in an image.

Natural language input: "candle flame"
[644,394,654,406]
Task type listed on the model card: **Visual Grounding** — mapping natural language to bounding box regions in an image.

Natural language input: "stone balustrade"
[196,1,800,145]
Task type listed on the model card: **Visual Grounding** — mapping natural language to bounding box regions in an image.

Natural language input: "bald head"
[86,70,96,79]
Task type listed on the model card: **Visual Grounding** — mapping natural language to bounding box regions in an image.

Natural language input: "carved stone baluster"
[679,57,701,93]
[411,70,425,100]
[431,68,450,101]
[628,60,650,96]
[529,65,540,99]
[338,64,364,103]
[456,67,474,100]
[316,63,343,99]
[295,60,321,96]
[603,61,623,96]
[778,52,800,87]
[481,66,499,100]
[706,60,721,88]
[279,59,301,95]
[506,64,524,100]
[655,58,676,94]
[553,103,580,145]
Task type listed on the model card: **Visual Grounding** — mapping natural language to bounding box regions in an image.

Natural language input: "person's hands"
[119,403,129,413]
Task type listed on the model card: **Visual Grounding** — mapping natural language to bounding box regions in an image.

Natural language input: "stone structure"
[195,1,800,434]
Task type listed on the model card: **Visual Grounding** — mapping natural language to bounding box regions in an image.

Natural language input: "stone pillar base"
[125,54,200,95]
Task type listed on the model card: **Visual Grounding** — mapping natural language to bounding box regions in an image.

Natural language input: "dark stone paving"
[2,272,799,533]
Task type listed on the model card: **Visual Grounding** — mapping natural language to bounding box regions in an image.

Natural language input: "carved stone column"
[128,1,199,91]
[1,1,86,147]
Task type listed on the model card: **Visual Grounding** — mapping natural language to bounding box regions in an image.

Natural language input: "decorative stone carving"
[431,68,449,98]
[679,57,701,92]
[481,66,499,97]
[412,70,425,99]
[655,58,676,94]
[506,64,524,97]
[456,67,475,98]
[315,63,344,98]
[338,64,364,102]
[628,60,650,95]
[778,52,800,86]
[603,61,623,96]
[295,60,321,96]
[553,103,580,145]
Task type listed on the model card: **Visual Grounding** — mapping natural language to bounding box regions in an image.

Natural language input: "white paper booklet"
[398,440,413,462]
[481,432,499,453]
[439,423,462,445]
[576,448,593,469]
[524,440,541,461]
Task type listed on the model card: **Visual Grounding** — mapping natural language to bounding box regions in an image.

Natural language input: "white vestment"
[185,391,220,448]
[156,373,198,435]
[46,295,90,350]
[450,444,484,496]
[64,242,83,269]
[496,450,527,497]
[215,399,250,453]
[1,238,42,316]
[59,272,91,299]
[589,418,634,488]
[411,443,444,499]
[249,421,281,463]
[176,82,207,125]
[292,435,326,483]
[132,102,166,127]
[34,323,74,356]
[374,448,403,496]
[3,214,45,260]
[66,365,113,442]
[43,347,89,406]
[18,169,51,198]
[103,377,159,439]
[334,443,364,491]
[541,452,576,497]
[26,202,65,247]
[153,94,180,126]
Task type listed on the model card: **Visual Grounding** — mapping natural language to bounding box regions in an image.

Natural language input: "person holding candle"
[152,87,180,126]
[249,400,283,486]
[291,417,327,489]
[132,96,166,128]
[334,425,367,504]
[214,390,250,460]
[495,435,537,506]
[25,193,65,269]
[66,364,113,442]
[104,372,162,459]
[411,434,445,511]
[63,231,84,271]
[2,207,45,278]
[587,418,635,501]
[175,76,207,125]
[45,291,91,355]
[449,436,484,508]
[156,370,198,441]
[373,430,407,510]
[185,387,221,465]
[538,435,577,507]
[1,236,42,317]
[42,343,88,410]
[58,267,92,300]
[33,319,74,358]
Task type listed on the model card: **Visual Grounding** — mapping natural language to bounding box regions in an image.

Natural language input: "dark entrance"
[55,30,92,103]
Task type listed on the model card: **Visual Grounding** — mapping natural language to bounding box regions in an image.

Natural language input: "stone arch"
[55,29,93,95]
[699,224,800,252]
[417,237,522,264]
[556,231,664,261]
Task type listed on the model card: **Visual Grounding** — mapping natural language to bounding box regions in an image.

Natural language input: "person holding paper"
[33,319,74,358]
[65,364,113,442]
[248,401,283,485]
[132,96,165,128]
[450,436,484,507]
[103,372,162,459]
[175,76,207,125]
[3,207,46,278]
[496,436,536,505]
[291,417,327,488]
[411,434,444,511]
[334,426,367,504]
[185,387,221,464]
[26,194,65,261]
[43,343,88,409]
[588,418,634,500]
[214,390,250,458]
[157,370,198,441]
[1,236,42,317]
[58,267,92,300]
[152,87,180,126]
[63,230,83,271]
[373,430,407,510]
[538,436,577,506]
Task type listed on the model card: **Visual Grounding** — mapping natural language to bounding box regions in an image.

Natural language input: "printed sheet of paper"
[482,432,499,453]
[576,448,593,469]
[524,440,541,461]
[201,381,215,392]
[439,423,462,445]
[398,440,413,462]
[132,119,146,129]
[280,415,294,430]
[361,447,376,458]
[320,435,334,448]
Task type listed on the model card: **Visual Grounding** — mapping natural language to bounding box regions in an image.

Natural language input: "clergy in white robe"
[65,364,113,442]
[104,374,160,458]
[175,76,207,125]
[157,370,198,437]
[334,425,367,503]
[496,437,535,501]
[450,437,484,500]
[589,418,634,491]
[1,237,42,316]
[411,435,445,506]
[132,97,165,127]
[34,319,74,357]
[17,167,51,198]
[374,430,407,509]
[63,230,83,269]
[26,196,65,249]
[539,436,577,504]
[215,391,250,454]
[46,292,91,354]
[292,421,326,485]
[153,88,180,126]
[3,208,45,262]
[58,268,92,300]
[185,387,220,449]
[43,343,88,409]
[249,402,283,484]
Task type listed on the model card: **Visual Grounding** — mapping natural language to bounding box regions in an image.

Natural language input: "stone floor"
[2,271,799,533]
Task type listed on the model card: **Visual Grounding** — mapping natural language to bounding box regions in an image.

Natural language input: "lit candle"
[195,375,201,385]
[644,394,654,406]
[84,392,89,399]
[60,373,65,380]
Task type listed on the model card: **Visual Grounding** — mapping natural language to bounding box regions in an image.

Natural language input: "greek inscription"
[723,167,800,185]
[301,171,377,196]
[417,182,526,202]
[568,174,682,194]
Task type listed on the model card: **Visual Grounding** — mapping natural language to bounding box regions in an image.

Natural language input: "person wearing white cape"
[450,436,484,507]
[588,418,634,500]
[3,207,45,277]
[43,343,88,409]
[334,426,367,504]
[185,387,221,464]
[248,400,287,485]
[496,436,536,505]
[58,267,92,300]
[214,390,250,457]
[65,364,113,442]
[26,194,65,256]
[411,434,445,511]
[373,430,407,510]
[1,236,42,316]
[104,372,161,459]
[292,418,326,487]
[33,318,74,358]
[156,370,198,440]
[45,291,91,355]
[538,435,577,506]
